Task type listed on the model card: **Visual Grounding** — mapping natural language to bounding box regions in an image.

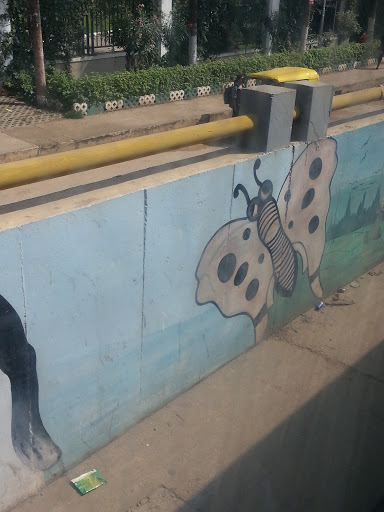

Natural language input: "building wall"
[0,121,383,510]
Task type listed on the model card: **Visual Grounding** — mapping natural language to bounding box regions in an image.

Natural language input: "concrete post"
[285,80,333,142]
[239,85,296,152]
[0,0,12,68]
[159,0,172,57]
[263,0,280,56]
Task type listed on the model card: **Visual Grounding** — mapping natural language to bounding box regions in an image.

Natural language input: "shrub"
[110,4,163,72]
[63,110,83,119]
[38,42,378,108]
[337,9,361,43]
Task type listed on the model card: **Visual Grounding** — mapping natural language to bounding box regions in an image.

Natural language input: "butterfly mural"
[196,138,338,343]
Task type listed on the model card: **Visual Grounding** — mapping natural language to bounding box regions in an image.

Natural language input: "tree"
[367,0,378,42]
[299,0,311,52]
[29,0,46,107]
[111,4,162,71]
[188,0,197,64]
[265,0,303,51]
[337,8,360,44]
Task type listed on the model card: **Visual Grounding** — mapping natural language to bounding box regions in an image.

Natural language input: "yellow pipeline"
[0,85,383,191]
[331,85,384,111]
[0,115,255,191]
[292,86,384,120]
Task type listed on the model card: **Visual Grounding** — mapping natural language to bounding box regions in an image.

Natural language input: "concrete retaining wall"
[55,52,127,79]
[1,120,384,510]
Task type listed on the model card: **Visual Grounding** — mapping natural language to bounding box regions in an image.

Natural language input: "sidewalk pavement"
[9,263,384,512]
[1,66,384,164]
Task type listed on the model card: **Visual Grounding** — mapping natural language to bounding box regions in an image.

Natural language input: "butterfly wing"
[277,138,338,297]
[196,218,275,343]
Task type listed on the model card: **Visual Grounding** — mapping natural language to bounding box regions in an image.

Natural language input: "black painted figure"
[0,295,61,470]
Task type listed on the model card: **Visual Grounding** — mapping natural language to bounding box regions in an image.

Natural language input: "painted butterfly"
[195,138,338,343]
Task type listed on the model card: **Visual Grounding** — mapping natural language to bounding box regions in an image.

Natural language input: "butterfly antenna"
[233,184,250,205]
[253,159,263,187]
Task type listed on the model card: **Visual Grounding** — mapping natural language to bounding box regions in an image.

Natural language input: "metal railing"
[84,10,114,55]
[83,0,125,55]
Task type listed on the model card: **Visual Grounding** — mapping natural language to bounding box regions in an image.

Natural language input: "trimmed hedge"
[46,42,379,110]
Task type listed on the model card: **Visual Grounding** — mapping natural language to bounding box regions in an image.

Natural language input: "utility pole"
[29,0,46,107]
[188,0,197,65]
[263,0,280,56]
[318,0,326,47]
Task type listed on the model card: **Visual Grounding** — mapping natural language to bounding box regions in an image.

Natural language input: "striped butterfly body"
[257,197,297,297]
[234,159,297,297]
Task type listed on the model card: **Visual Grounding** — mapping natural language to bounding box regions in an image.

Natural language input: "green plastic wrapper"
[71,469,106,495]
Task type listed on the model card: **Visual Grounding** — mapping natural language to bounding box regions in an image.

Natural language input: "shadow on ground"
[177,340,384,512]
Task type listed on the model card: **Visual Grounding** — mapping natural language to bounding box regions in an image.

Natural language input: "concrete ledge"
[332,75,384,95]
[0,133,39,164]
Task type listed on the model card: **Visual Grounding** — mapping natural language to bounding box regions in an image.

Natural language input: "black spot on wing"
[243,228,251,240]
[218,253,237,283]
[301,188,315,209]
[308,215,320,234]
[234,262,249,286]
[309,158,322,180]
[245,279,259,301]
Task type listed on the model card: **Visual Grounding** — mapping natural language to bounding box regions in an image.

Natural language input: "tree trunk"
[299,0,311,53]
[367,0,378,43]
[338,0,346,13]
[29,0,46,107]
[318,0,326,47]
[0,0,12,68]
[188,0,197,65]
[336,0,346,43]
